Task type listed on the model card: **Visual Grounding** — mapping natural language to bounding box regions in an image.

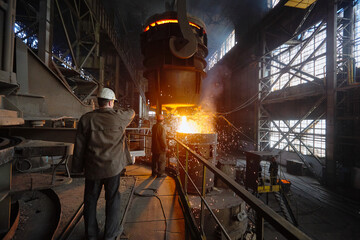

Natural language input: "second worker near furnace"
[151,114,168,177]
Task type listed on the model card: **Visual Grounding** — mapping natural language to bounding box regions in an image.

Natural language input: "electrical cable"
[134,187,168,240]
[215,91,261,115]
[215,114,258,146]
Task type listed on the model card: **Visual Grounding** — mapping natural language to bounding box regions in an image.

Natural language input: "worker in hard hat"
[151,114,168,177]
[72,87,135,240]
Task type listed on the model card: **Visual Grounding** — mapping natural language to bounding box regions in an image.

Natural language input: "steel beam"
[55,0,78,68]
[281,117,324,166]
[79,43,97,69]
[0,127,77,143]
[260,21,325,100]
[262,107,320,180]
[0,0,7,11]
[281,113,325,146]
[325,0,337,187]
[270,96,325,149]
[268,60,323,84]
[269,51,325,82]
[260,28,326,93]
[83,0,146,101]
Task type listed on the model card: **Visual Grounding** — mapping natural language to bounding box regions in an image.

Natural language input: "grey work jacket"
[72,108,135,179]
[151,122,167,154]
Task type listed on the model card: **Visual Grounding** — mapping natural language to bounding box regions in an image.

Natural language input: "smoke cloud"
[200,64,231,112]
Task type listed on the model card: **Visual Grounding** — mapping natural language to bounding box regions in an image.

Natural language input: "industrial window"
[269,119,326,157]
[208,30,236,70]
[14,22,74,70]
[268,0,280,8]
[14,23,38,49]
[354,3,360,67]
[269,22,327,91]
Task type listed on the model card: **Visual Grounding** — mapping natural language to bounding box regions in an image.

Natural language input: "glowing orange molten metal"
[144,19,202,32]
[176,113,215,134]
[177,116,199,133]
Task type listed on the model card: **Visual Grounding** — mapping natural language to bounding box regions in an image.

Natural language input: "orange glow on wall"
[144,19,202,32]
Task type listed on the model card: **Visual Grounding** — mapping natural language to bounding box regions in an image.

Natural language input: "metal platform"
[123,164,185,240]
[50,163,184,240]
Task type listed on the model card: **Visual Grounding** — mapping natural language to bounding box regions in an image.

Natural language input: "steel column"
[115,55,120,98]
[38,0,53,66]
[343,2,354,83]
[3,0,16,73]
[255,212,264,240]
[99,56,105,87]
[325,0,337,187]
[258,31,267,150]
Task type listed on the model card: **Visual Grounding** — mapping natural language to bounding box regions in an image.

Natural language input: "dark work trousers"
[84,174,121,240]
[151,152,166,176]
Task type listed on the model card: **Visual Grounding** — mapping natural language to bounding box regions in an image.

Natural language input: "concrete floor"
[123,164,185,240]
[280,169,360,240]
[11,158,360,240]
[228,156,360,240]
[55,163,185,240]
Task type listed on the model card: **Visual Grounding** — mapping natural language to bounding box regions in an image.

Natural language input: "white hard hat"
[97,88,117,100]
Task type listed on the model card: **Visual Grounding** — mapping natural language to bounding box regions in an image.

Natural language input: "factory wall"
[210,58,259,154]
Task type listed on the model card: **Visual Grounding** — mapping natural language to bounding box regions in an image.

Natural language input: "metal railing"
[172,137,311,240]
[125,130,311,239]
[125,128,151,152]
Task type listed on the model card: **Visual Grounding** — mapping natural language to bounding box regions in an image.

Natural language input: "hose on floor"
[134,187,168,240]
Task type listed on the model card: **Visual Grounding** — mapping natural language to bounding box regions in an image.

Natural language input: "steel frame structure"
[258,19,327,155]
[14,0,146,107]
[258,0,360,184]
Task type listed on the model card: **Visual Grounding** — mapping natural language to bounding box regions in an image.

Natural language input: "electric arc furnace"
[140,11,208,110]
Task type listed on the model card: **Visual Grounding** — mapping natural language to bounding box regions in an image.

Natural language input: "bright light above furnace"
[284,0,317,9]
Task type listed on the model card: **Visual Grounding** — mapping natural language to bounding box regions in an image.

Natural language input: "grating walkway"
[122,164,185,240]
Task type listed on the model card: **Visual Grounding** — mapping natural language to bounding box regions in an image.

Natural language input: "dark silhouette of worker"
[72,88,135,240]
[151,114,167,177]
[269,156,279,185]
[258,164,264,186]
